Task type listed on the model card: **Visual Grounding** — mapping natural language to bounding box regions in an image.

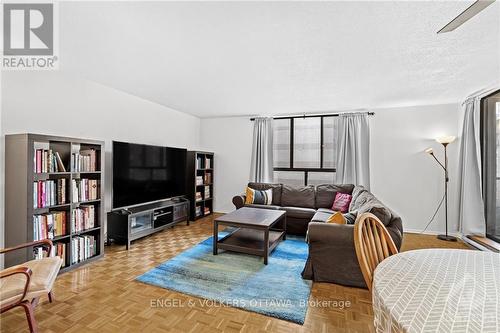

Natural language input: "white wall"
[200,117,253,213]
[0,71,201,251]
[200,103,461,234]
[370,104,460,234]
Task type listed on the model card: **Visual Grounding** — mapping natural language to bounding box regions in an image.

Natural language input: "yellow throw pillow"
[326,211,347,224]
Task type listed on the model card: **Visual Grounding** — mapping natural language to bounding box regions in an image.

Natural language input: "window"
[273,116,337,186]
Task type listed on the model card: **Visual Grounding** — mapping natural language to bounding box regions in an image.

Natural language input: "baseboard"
[404,228,461,238]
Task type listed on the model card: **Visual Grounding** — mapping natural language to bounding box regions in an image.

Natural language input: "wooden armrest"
[1,266,32,306]
[0,239,53,256]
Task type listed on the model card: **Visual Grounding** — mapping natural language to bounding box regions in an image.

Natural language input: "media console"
[107,197,189,250]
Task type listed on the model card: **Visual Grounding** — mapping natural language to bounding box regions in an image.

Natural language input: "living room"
[1,1,499,333]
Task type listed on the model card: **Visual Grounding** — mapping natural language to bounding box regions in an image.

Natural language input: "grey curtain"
[335,113,370,189]
[458,95,487,236]
[250,117,274,183]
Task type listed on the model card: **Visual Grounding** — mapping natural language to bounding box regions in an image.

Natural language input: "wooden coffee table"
[213,207,287,265]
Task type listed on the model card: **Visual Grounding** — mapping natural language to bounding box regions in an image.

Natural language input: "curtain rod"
[250,111,375,121]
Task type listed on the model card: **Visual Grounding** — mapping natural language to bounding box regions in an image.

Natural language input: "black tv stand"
[107,198,189,250]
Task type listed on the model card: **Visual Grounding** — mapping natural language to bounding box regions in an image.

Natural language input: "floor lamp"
[425,135,457,242]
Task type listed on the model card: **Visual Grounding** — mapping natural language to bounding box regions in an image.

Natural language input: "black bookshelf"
[186,151,214,220]
[4,133,104,272]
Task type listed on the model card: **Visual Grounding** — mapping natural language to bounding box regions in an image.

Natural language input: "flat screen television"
[112,141,187,209]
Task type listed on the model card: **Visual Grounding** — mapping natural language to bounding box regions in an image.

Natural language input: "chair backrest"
[354,212,399,290]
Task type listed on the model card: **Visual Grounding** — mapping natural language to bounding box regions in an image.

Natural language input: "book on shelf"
[71,178,99,202]
[205,158,212,169]
[195,192,203,201]
[204,207,211,215]
[33,242,67,267]
[196,156,204,169]
[72,235,97,264]
[33,149,67,173]
[72,149,98,172]
[204,173,212,184]
[196,176,204,186]
[72,205,96,232]
[33,211,67,240]
[33,179,67,208]
[204,186,210,199]
[195,205,202,217]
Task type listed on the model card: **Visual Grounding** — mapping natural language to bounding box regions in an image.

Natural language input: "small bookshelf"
[186,151,214,220]
[4,133,104,272]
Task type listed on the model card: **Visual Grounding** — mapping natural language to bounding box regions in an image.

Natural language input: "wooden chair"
[354,213,398,291]
[1,239,63,333]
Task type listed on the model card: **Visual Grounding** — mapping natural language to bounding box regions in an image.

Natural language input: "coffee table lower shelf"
[214,228,285,265]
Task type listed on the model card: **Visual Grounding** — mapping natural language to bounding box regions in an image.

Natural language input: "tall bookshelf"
[4,133,104,272]
[186,151,214,220]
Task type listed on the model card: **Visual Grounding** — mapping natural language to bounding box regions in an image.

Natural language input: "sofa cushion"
[248,182,282,206]
[281,185,315,208]
[244,203,281,210]
[315,184,355,209]
[282,206,316,220]
[317,208,335,214]
[311,211,332,223]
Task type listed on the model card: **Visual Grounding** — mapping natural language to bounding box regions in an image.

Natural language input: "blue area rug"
[136,232,312,324]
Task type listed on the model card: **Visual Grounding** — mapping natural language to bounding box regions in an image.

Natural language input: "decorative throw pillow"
[326,211,347,224]
[245,187,273,205]
[331,192,352,213]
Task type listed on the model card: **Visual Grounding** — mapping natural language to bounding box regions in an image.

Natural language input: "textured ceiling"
[59,1,500,118]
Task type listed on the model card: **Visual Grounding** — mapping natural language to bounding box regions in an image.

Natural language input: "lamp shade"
[436,136,456,144]
[425,148,434,154]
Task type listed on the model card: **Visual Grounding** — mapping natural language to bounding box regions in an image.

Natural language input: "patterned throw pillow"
[326,211,347,224]
[245,187,273,205]
[331,192,352,213]
[343,212,357,225]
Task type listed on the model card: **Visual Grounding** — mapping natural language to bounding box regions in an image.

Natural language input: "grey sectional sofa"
[232,182,403,288]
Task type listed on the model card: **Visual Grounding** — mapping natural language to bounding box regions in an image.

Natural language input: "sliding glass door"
[495,101,500,241]
[482,95,500,242]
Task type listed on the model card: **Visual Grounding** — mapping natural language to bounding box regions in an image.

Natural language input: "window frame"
[273,115,336,186]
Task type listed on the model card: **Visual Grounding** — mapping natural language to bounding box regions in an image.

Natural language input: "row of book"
[72,205,96,232]
[196,174,213,185]
[196,156,213,169]
[72,149,98,172]
[72,235,97,264]
[195,186,211,201]
[33,211,67,240]
[195,205,203,217]
[34,149,67,173]
[195,205,212,217]
[204,186,211,199]
[33,179,67,208]
[71,179,99,203]
[33,243,67,267]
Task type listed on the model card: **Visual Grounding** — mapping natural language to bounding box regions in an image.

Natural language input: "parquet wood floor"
[0,214,471,333]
